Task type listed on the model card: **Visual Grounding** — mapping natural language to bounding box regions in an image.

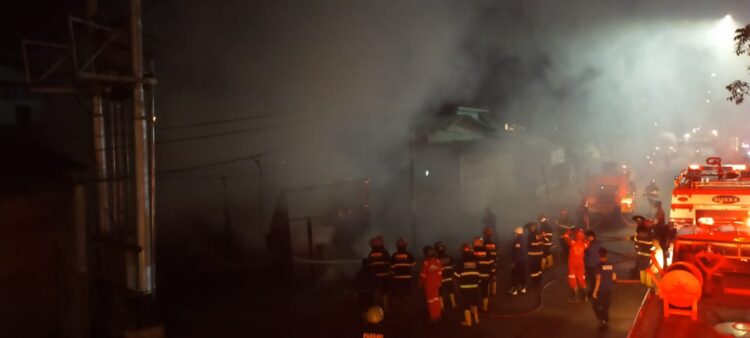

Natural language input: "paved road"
[159,224,648,338]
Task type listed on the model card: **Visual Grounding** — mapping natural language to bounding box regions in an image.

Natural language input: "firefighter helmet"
[472,237,484,249]
[434,241,446,253]
[423,245,436,258]
[514,226,523,235]
[396,237,407,250]
[365,306,384,324]
[460,243,472,254]
[482,226,494,238]
[370,236,383,249]
[538,213,547,222]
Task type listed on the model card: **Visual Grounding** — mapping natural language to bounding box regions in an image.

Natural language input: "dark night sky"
[3,0,750,249]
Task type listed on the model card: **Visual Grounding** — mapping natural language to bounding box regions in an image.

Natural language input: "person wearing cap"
[584,230,602,299]
[510,226,528,295]
[419,245,443,322]
[362,306,386,338]
[434,241,456,309]
[473,237,492,311]
[526,222,544,286]
[632,215,655,287]
[482,226,499,296]
[592,248,617,328]
[390,238,416,312]
[454,243,480,326]
[367,236,391,310]
[539,214,555,270]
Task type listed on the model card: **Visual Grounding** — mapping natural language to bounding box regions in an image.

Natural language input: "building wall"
[0,182,88,338]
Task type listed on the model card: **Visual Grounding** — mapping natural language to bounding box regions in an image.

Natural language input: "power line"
[157,114,276,130]
[157,123,279,145]
[157,150,267,175]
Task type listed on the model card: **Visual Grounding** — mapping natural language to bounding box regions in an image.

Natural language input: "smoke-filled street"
[3,1,750,337]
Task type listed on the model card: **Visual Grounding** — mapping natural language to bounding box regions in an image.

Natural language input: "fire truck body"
[585,163,635,215]
[628,157,750,338]
[670,158,750,228]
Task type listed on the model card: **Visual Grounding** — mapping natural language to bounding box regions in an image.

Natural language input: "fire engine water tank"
[660,263,703,308]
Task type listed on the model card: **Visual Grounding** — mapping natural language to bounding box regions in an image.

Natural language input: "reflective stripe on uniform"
[460,284,479,289]
[528,252,544,256]
[637,252,652,257]
[458,271,479,276]
[391,263,416,268]
[393,275,412,279]
[375,273,390,277]
[369,261,386,265]
[530,271,542,277]
[442,277,453,282]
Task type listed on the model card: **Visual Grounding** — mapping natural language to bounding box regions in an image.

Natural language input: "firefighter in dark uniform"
[454,243,480,327]
[557,208,575,259]
[539,214,555,269]
[434,241,456,309]
[473,237,492,311]
[592,247,617,327]
[389,238,416,312]
[482,227,499,296]
[367,236,390,310]
[652,200,670,267]
[526,222,544,286]
[509,226,528,295]
[632,215,654,287]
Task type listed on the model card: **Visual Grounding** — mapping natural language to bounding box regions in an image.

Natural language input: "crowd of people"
[357,199,674,335]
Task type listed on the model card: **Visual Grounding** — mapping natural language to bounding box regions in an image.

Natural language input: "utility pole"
[130,0,154,295]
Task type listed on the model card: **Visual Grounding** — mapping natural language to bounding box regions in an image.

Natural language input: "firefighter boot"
[639,270,647,286]
[482,297,489,312]
[646,272,654,288]
[580,288,589,303]
[461,310,472,327]
[449,293,457,309]
[547,255,554,267]
[472,306,480,324]
[491,281,497,296]
[566,288,579,303]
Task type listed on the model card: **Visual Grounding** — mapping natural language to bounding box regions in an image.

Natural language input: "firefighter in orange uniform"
[473,237,492,311]
[482,227,499,296]
[454,243,480,326]
[563,228,590,303]
[419,245,443,322]
[390,238,416,312]
[367,236,390,310]
[435,241,456,309]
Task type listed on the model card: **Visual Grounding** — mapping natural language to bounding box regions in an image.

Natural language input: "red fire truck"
[584,162,635,215]
[627,157,750,337]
